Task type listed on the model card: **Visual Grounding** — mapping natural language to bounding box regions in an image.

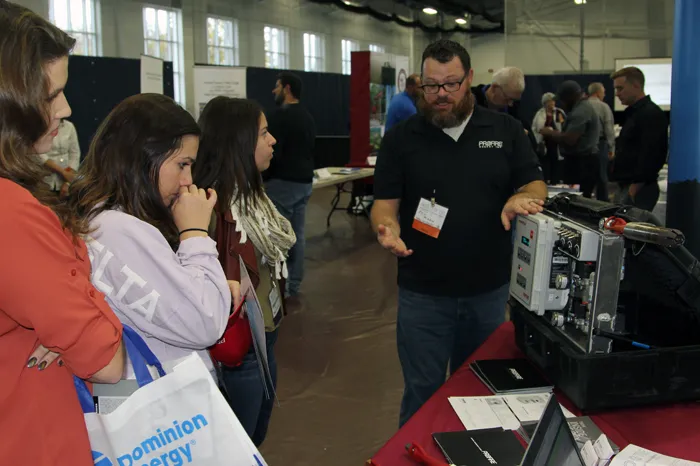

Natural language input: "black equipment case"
[512,194,700,411]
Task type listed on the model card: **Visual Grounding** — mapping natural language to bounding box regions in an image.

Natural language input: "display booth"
[192,64,351,169]
[65,55,174,157]
[349,51,410,166]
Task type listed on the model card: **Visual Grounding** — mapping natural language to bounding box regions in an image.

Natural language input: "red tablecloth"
[370,323,700,466]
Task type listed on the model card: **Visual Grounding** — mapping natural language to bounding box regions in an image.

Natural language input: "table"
[369,323,700,466]
[312,167,375,227]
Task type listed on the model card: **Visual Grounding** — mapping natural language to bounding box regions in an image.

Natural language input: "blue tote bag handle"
[121,325,166,384]
[74,325,166,413]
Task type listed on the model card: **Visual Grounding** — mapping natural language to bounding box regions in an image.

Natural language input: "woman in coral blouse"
[0,3,126,465]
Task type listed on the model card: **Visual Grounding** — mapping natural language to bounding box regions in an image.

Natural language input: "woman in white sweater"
[69,94,233,376]
[532,92,566,184]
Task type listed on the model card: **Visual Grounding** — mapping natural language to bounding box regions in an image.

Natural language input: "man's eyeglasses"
[419,76,466,94]
[496,85,521,105]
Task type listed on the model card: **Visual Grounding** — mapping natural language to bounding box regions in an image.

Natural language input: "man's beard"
[418,91,474,129]
[274,90,285,106]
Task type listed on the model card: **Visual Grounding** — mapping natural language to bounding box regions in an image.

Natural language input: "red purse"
[209,298,253,367]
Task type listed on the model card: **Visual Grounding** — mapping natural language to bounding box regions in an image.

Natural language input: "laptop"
[432,394,586,466]
[520,394,586,466]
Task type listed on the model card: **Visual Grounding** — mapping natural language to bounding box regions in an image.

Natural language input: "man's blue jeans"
[265,179,313,296]
[397,284,510,427]
[220,329,279,447]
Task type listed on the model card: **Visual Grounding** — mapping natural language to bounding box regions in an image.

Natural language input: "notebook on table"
[433,428,525,466]
[470,358,553,395]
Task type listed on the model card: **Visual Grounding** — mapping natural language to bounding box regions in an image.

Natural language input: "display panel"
[613,57,671,111]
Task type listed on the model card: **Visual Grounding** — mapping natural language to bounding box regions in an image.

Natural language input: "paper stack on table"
[448,393,621,466]
[448,396,520,431]
[448,392,575,432]
[610,445,700,466]
[580,435,616,466]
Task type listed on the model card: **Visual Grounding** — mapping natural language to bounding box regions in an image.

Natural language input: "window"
[143,6,185,105]
[207,16,239,66]
[49,0,100,56]
[369,44,385,53]
[341,39,358,75]
[264,25,289,69]
[303,33,325,72]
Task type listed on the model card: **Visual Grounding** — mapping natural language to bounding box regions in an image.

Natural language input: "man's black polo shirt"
[374,105,543,297]
[612,95,669,184]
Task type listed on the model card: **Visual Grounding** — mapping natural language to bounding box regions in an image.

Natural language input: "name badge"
[412,198,448,238]
[269,285,282,321]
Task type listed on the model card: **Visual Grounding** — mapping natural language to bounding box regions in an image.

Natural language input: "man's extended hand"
[377,224,413,257]
[501,196,545,231]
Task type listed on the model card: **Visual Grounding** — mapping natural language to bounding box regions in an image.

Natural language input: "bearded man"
[265,71,316,300]
[371,39,547,427]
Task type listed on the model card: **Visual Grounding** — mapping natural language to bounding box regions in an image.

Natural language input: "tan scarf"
[230,190,296,279]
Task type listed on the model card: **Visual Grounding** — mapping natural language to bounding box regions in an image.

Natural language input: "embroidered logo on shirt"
[478,141,503,149]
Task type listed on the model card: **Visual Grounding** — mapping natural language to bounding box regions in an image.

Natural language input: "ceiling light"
[423,7,438,15]
[574,0,587,4]
[455,18,467,25]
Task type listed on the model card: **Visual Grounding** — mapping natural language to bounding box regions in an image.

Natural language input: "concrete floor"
[259,187,403,466]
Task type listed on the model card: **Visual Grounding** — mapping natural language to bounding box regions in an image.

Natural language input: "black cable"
[593,328,656,350]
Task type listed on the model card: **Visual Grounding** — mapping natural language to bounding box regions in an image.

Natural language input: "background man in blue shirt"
[385,73,421,131]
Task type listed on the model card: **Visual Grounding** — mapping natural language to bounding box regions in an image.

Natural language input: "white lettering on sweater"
[88,239,160,322]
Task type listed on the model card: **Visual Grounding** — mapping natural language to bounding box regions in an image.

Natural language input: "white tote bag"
[74,326,267,466]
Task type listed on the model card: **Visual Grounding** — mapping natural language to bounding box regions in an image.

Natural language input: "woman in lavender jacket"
[69,94,233,375]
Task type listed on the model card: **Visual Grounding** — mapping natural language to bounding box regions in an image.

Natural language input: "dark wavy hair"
[194,97,264,214]
[421,39,472,74]
[0,1,85,235]
[69,94,200,247]
[278,72,302,100]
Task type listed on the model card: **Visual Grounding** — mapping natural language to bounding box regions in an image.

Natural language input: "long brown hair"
[194,97,264,213]
[0,1,86,235]
[69,94,200,248]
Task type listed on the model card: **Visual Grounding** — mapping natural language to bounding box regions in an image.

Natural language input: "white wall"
[504,36,652,75]
[17,0,47,16]
[493,0,674,76]
[15,0,429,113]
[17,0,673,107]
[467,34,505,85]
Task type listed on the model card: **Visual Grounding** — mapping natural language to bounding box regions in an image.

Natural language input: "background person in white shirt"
[37,119,80,196]
[532,92,566,184]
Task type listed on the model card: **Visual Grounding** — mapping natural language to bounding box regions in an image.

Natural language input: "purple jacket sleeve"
[85,210,231,349]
